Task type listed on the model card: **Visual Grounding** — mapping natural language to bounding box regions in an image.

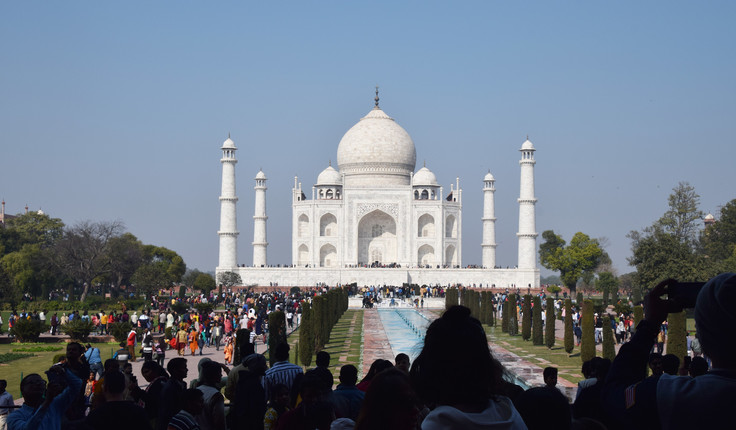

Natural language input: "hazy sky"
[2,1,734,277]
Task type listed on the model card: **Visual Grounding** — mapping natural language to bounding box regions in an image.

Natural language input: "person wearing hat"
[603,274,736,429]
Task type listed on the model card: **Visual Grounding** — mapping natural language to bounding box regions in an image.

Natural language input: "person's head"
[395,353,410,373]
[141,361,167,382]
[103,370,126,397]
[515,386,571,430]
[274,342,290,362]
[182,388,205,415]
[543,367,558,388]
[88,372,95,381]
[356,367,419,430]
[167,357,188,381]
[243,353,268,375]
[410,305,504,410]
[361,359,393,383]
[339,365,358,387]
[649,353,663,376]
[200,360,222,386]
[316,351,330,368]
[689,356,709,377]
[662,354,680,375]
[694,273,736,369]
[66,342,83,361]
[581,359,593,379]
[122,362,133,375]
[269,383,290,410]
[0,380,6,392]
[20,374,48,407]
[104,358,120,373]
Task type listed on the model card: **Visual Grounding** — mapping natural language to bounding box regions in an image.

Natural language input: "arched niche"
[418,213,435,238]
[320,213,337,237]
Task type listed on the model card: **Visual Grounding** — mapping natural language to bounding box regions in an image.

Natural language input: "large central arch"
[357,209,397,265]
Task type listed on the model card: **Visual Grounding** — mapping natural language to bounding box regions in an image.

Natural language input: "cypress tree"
[298,301,313,367]
[602,315,616,361]
[521,294,532,341]
[564,299,574,355]
[446,288,458,309]
[267,310,287,366]
[233,328,250,365]
[532,296,543,345]
[666,310,687,362]
[502,300,509,333]
[489,293,496,327]
[545,298,555,349]
[507,294,518,336]
[312,296,325,351]
[581,300,596,363]
[576,292,583,306]
[633,305,644,335]
[480,291,489,325]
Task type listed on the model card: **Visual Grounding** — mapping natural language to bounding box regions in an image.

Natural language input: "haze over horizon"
[2,1,734,279]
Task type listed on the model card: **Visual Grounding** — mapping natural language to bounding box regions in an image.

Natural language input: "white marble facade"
[217,96,540,288]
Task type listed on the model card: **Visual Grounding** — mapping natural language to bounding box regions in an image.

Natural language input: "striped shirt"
[168,410,200,430]
[263,361,303,400]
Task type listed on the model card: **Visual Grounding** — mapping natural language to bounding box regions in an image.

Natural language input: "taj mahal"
[216,92,540,288]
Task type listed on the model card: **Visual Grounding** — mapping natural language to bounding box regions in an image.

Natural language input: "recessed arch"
[298,244,310,266]
[319,243,337,268]
[445,244,457,266]
[445,215,457,238]
[357,210,397,265]
[418,213,435,238]
[320,213,337,237]
[418,244,435,266]
[298,214,309,238]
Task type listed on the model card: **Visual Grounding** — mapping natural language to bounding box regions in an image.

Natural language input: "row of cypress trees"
[295,287,349,367]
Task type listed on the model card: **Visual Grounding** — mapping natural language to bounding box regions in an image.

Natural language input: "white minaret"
[517,137,538,269]
[253,169,268,267]
[481,171,497,269]
[218,135,239,269]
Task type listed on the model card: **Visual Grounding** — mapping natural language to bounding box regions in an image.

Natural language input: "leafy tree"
[539,230,605,293]
[51,220,124,301]
[217,271,242,288]
[702,199,736,270]
[532,296,543,345]
[0,211,64,254]
[628,182,714,293]
[0,264,21,308]
[141,245,186,284]
[521,295,532,341]
[131,262,173,299]
[564,299,574,354]
[596,272,619,306]
[602,315,616,361]
[580,300,596,363]
[194,273,216,293]
[545,298,555,349]
[107,233,144,290]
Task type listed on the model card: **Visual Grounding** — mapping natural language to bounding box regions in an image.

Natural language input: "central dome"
[336,107,417,187]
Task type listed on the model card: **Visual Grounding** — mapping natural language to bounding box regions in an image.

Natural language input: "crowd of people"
[4,272,736,430]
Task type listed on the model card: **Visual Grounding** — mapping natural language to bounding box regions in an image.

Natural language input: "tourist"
[356,359,393,392]
[515,385,571,430]
[83,370,151,430]
[603,274,736,429]
[176,325,188,356]
[129,361,169,429]
[410,305,526,429]
[141,328,154,362]
[158,358,188,430]
[84,343,103,379]
[263,343,303,403]
[0,380,14,430]
[355,367,419,430]
[195,361,226,430]
[331,365,365,421]
[543,367,558,389]
[275,371,334,430]
[7,365,82,430]
[394,353,410,373]
[167,389,203,430]
[127,327,138,362]
[263,384,290,430]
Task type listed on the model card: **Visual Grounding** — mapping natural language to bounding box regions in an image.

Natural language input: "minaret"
[253,169,268,267]
[218,135,239,269]
[517,137,538,269]
[482,171,497,269]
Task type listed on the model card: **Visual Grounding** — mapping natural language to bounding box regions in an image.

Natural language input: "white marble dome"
[484,171,495,181]
[521,138,535,151]
[413,166,438,186]
[337,107,417,187]
[317,164,342,185]
[222,137,236,149]
[255,170,267,180]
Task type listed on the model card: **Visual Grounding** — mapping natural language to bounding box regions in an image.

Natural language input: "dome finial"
[423,160,426,168]
[374,85,380,109]
[228,132,231,138]
[329,160,332,167]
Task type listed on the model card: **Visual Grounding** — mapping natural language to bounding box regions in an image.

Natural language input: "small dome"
[255,170,266,180]
[317,165,342,186]
[705,213,715,221]
[521,138,535,151]
[484,171,495,181]
[221,137,236,149]
[37,209,45,215]
[413,166,438,186]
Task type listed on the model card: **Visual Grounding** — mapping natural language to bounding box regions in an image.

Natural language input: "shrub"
[507,294,518,336]
[501,299,509,333]
[0,353,34,364]
[298,301,314,367]
[109,322,133,344]
[312,296,325,351]
[13,346,63,353]
[233,328,251,365]
[164,326,173,340]
[564,299,574,355]
[52,353,66,364]
[445,288,459,309]
[613,301,633,316]
[61,319,95,342]
[545,298,555,349]
[532,296,543,345]
[10,318,47,342]
[521,295,532,341]
[666,310,687,362]
[602,315,616,361]
[546,285,562,295]
[576,292,583,306]
[194,302,214,316]
[171,301,189,315]
[581,300,596,363]
[267,311,287,366]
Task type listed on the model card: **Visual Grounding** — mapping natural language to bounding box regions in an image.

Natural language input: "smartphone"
[668,282,706,311]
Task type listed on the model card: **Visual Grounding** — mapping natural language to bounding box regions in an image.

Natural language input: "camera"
[45,366,67,387]
[667,282,706,312]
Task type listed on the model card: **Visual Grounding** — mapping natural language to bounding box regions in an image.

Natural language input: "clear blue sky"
[2,1,734,277]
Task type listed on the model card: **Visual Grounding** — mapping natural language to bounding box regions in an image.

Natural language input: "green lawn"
[0,341,118,400]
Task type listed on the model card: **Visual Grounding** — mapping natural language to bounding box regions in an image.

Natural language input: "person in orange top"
[188,328,198,356]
